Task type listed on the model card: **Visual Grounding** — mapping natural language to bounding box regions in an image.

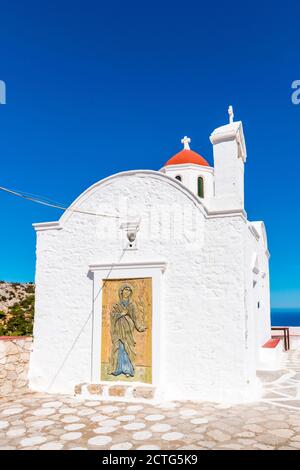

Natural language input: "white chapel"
[29,108,275,403]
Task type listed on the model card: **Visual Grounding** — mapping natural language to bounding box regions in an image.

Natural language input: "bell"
[127,231,136,243]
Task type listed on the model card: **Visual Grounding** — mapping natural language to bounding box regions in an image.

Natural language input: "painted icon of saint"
[108,283,146,377]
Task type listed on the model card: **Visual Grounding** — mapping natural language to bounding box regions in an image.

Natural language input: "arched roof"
[59,170,208,225]
[164,149,210,167]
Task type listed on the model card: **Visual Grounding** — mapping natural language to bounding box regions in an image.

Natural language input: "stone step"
[74,383,155,401]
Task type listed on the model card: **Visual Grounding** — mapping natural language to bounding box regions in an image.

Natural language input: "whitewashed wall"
[246,223,271,358]
[160,163,214,198]
[29,171,259,402]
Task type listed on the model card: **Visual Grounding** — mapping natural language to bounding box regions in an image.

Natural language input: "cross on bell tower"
[228,105,234,124]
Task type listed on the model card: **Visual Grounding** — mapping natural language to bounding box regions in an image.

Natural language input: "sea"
[271,309,300,326]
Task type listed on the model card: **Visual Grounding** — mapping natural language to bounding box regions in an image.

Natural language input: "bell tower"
[210,106,247,210]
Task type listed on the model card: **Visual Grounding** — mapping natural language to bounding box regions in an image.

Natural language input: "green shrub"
[4,312,33,336]
[0,286,35,336]
[0,324,7,335]
[25,284,35,294]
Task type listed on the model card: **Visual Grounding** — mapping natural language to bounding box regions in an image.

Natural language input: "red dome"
[164,149,209,167]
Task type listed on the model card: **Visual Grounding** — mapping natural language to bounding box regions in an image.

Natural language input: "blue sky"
[0,0,299,307]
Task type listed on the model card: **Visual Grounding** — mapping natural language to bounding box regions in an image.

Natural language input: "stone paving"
[258,349,300,411]
[0,350,300,450]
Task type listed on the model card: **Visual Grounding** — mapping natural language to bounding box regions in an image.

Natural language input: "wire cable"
[0,184,121,219]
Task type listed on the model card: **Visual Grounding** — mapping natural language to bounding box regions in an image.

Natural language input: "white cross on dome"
[181,136,191,150]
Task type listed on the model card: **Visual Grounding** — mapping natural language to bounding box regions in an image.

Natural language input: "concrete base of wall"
[257,340,283,371]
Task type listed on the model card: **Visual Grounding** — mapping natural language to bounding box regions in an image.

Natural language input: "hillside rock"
[0,281,35,336]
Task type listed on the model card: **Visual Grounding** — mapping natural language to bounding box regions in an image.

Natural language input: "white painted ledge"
[89,260,167,273]
[257,342,283,371]
[32,221,62,232]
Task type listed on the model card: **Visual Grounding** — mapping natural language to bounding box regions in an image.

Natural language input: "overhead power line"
[0,185,121,219]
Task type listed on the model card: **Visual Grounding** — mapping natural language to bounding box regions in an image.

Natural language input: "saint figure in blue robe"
[108,283,146,378]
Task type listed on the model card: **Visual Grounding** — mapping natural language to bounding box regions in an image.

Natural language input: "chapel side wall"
[245,230,261,369]
[256,240,271,347]
[261,258,271,340]
[246,227,271,350]
[197,215,256,401]
[245,226,271,373]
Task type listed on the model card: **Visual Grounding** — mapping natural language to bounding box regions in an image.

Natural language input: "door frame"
[88,260,167,386]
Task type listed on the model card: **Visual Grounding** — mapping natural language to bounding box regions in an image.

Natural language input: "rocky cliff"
[0,281,34,336]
